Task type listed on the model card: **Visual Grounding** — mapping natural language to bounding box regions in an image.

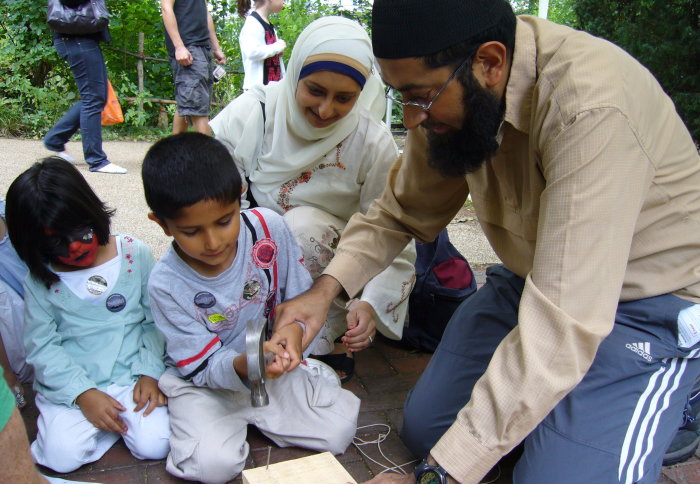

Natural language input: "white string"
[352,424,418,475]
[352,423,503,483]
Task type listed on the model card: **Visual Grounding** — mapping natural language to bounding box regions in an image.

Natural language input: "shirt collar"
[503,17,537,135]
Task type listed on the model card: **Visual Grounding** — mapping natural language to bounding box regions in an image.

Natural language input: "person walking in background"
[161,0,226,135]
[43,0,127,174]
[237,0,286,90]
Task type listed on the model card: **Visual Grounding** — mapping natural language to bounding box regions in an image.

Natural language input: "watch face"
[418,470,442,484]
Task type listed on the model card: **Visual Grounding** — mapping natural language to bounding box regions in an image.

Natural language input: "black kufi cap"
[372,0,514,59]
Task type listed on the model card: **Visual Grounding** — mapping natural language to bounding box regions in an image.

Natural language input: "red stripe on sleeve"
[176,336,221,367]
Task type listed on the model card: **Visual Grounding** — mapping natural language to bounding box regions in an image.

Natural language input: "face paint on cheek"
[52,227,99,267]
[57,236,99,267]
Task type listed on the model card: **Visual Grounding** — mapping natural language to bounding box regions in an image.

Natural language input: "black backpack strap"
[244,101,266,209]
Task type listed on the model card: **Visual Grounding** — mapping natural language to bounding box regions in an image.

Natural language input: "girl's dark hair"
[5,157,114,288]
[237,0,252,18]
[141,132,242,222]
[422,11,516,72]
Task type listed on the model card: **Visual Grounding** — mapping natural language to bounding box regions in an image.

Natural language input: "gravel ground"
[0,137,500,265]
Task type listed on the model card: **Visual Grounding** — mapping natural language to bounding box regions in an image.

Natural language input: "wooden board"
[242,451,357,484]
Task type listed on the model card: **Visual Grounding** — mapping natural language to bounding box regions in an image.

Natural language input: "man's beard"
[426,72,504,177]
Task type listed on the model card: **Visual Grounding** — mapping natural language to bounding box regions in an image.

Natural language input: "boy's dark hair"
[142,132,242,222]
[5,157,114,288]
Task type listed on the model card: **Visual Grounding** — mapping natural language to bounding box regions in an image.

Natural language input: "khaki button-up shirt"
[325,15,700,483]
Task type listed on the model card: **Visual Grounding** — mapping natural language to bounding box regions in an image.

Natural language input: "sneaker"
[664,399,700,466]
[303,357,342,386]
[94,162,127,174]
[55,151,78,164]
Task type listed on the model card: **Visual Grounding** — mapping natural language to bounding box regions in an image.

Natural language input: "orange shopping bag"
[101,80,124,126]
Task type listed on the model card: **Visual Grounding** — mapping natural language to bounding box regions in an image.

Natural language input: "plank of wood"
[242,451,357,484]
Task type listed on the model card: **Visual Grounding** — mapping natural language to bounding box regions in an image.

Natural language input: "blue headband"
[299,61,366,88]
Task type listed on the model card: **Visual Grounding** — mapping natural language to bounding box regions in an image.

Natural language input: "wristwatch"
[414,457,448,484]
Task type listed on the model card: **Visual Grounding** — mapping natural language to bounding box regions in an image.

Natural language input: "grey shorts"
[170,44,213,117]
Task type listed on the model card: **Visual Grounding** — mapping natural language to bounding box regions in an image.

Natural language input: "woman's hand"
[344,299,377,352]
[76,388,127,434]
[133,375,167,416]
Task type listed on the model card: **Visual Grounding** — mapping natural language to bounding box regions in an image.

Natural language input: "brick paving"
[19,270,700,483]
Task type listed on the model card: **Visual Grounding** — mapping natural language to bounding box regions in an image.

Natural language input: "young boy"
[142,133,360,483]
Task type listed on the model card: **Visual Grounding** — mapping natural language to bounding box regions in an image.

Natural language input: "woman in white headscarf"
[211,16,415,381]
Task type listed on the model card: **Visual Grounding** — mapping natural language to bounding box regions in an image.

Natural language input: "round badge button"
[86,275,108,295]
[194,291,216,309]
[106,293,127,312]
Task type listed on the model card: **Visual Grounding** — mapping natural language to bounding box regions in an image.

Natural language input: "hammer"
[246,318,273,407]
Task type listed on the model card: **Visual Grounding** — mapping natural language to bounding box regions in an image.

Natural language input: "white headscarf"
[210,16,385,194]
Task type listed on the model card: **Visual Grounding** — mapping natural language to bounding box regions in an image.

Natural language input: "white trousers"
[159,359,360,484]
[32,383,171,473]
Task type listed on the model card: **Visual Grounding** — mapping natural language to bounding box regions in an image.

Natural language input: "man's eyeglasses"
[384,56,471,112]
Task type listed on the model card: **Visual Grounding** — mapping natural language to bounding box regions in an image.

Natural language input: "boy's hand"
[76,388,127,434]
[133,375,167,416]
[344,300,377,352]
[268,323,303,372]
[262,340,292,379]
[175,45,193,66]
[213,46,226,65]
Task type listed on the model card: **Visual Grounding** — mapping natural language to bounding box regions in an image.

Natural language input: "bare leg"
[191,116,211,136]
[0,408,47,483]
[172,112,189,134]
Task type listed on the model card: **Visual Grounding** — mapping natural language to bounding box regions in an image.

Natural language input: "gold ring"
[368,335,374,344]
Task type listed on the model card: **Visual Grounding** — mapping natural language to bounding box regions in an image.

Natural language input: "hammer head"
[246,318,269,407]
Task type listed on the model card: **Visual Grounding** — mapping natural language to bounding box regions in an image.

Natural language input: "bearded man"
[274,1,700,482]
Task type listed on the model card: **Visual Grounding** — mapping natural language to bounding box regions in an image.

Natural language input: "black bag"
[402,229,477,352]
[47,0,109,35]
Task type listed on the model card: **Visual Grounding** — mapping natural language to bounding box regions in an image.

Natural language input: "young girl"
[237,0,286,90]
[5,157,170,473]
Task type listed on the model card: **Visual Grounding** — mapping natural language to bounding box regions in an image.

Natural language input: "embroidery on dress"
[276,143,346,212]
[123,236,135,274]
[303,225,341,278]
[384,274,416,323]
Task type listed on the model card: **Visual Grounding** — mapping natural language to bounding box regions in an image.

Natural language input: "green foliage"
[2,0,694,143]
[0,0,374,137]
[571,0,699,142]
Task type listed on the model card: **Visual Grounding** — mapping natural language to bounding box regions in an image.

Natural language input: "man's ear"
[472,41,509,91]
[148,212,172,236]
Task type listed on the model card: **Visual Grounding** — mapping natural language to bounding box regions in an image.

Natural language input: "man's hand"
[355,473,414,484]
[175,45,193,66]
[213,46,226,65]
[133,375,167,416]
[76,388,127,434]
[268,323,303,372]
[274,275,343,348]
[344,300,377,352]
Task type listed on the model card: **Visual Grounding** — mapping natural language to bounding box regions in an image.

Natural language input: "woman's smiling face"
[295,70,362,128]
